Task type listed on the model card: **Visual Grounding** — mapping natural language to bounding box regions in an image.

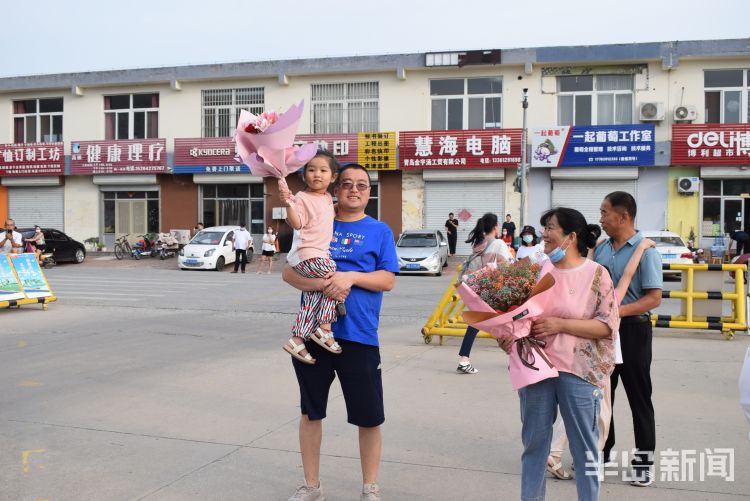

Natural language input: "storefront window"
[365,184,379,219]
[704,69,749,124]
[201,184,264,234]
[102,191,159,235]
[558,74,633,126]
[311,82,379,134]
[703,179,721,196]
[202,88,264,137]
[722,179,750,196]
[104,93,159,139]
[430,77,502,130]
[13,98,64,143]
[702,198,721,237]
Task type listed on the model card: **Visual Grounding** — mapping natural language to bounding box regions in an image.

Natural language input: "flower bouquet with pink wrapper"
[457,260,559,390]
[234,100,317,187]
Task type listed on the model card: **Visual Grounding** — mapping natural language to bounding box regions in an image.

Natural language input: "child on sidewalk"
[278,150,343,365]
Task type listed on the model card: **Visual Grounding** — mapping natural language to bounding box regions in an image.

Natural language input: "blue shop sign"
[531,125,655,167]
[172,164,251,174]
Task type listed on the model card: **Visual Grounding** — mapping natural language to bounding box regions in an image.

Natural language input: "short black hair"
[336,163,370,185]
[605,191,637,220]
[540,207,601,256]
[300,149,341,187]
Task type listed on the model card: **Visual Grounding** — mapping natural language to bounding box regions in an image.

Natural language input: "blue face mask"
[547,236,571,263]
[522,234,534,244]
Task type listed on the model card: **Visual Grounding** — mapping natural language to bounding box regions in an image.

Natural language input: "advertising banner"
[173,138,248,174]
[0,255,25,302]
[70,139,168,174]
[672,124,750,165]
[11,254,53,299]
[531,125,655,167]
[399,129,522,169]
[0,142,64,176]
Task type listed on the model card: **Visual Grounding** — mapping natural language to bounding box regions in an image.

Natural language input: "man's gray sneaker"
[361,483,380,501]
[288,483,325,501]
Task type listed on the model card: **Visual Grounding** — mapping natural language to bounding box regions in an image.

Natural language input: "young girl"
[256,226,276,274]
[278,150,343,365]
[546,236,655,480]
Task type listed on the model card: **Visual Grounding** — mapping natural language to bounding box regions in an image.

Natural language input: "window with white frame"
[311,82,378,134]
[430,77,502,130]
[704,69,750,123]
[202,88,264,137]
[104,93,159,140]
[557,75,633,126]
[13,98,64,143]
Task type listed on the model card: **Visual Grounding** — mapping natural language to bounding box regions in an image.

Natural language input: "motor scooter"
[132,234,157,259]
[156,232,181,259]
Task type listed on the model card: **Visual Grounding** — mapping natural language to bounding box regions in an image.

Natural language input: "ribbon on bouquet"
[516,336,555,372]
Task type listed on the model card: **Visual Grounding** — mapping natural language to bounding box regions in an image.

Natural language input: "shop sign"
[294,133,359,165]
[173,138,248,174]
[70,139,167,175]
[531,125,655,167]
[358,132,397,170]
[672,124,750,165]
[0,142,64,176]
[399,129,522,169]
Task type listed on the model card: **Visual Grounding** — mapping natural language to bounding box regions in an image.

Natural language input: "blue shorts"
[292,338,384,427]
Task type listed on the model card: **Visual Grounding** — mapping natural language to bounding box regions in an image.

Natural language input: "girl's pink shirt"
[286,191,335,266]
[542,259,620,388]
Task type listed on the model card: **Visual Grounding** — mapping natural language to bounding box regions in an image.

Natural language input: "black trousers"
[447,234,457,255]
[234,249,248,271]
[603,318,656,466]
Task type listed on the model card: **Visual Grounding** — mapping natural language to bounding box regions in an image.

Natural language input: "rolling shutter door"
[424,180,504,255]
[8,187,64,229]
[551,179,636,230]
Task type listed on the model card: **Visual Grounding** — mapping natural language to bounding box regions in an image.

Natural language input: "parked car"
[177,226,254,271]
[396,230,449,276]
[641,230,694,276]
[18,228,86,264]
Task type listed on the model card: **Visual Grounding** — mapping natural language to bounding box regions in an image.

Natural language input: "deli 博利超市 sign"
[0,142,64,176]
[173,138,248,174]
[70,139,167,175]
[672,124,750,165]
[399,129,522,169]
[531,125,655,167]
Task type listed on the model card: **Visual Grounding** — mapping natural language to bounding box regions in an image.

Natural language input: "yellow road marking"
[22,449,46,474]
[17,381,44,388]
[19,340,27,348]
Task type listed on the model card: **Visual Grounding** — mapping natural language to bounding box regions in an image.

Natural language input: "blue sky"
[1,0,747,77]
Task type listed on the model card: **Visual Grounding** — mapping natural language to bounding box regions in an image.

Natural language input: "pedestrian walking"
[257,226,276,274]
[444,212,458,256]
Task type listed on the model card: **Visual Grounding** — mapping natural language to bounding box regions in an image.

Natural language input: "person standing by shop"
[0,219,23,254]
[444,213,459,256]
[257,226,277,274]
[596,191,662,487]
[231,223,252,274]
[502,214,516,248]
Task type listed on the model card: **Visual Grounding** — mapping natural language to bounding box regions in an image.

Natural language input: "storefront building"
[0,39,749,251]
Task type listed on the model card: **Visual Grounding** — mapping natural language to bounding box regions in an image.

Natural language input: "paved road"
[1,258,748,500]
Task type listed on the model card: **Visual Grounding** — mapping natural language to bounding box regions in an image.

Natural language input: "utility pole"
[519,88,529,230]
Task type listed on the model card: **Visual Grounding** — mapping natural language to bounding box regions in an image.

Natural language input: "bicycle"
[113,234,133,260]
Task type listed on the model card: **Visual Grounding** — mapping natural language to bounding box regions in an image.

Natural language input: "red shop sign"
[672,124,750,165]
[399,129,522,169]
[0,142,64,176]
[294,133,358,164]
[70,139,167,175]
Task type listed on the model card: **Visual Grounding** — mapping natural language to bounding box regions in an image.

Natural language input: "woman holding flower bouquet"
[503,207,619,501]
[456,213,513,374]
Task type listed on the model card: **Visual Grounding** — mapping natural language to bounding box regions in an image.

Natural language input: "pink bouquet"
[234,100,317,181]
[457,261,559,390]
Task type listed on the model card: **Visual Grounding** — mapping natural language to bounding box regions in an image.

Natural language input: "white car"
[396,230,450,276]
[178,226,254,271]
[641,230,693,276]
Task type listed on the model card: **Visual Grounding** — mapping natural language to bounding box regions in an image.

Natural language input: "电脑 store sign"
[398,129,522,169]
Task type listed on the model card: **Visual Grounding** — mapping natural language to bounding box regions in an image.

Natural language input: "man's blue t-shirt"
[594,231,662,307]
[328,216,399,347]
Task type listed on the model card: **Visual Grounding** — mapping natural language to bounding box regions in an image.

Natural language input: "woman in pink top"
[279,151,343,365]
[500,207,619,501]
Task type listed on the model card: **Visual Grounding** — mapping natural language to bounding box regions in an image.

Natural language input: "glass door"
[723,199,743,235]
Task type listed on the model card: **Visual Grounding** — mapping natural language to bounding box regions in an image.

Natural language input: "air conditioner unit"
[673,105,697,121]
[677,177,700,194]
[639,102,665,121]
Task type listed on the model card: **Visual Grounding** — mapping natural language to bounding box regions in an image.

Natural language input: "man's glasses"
[339,181,370,191]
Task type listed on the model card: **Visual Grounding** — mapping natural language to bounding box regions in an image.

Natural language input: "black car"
[18,228,86,264]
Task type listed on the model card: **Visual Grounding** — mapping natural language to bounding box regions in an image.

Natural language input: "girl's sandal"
[284,339,316,364]
[547,456,572,480]
[311,328,342,354]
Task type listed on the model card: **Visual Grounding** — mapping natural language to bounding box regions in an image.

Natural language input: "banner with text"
[672,124,750,165]
[399,129,522,169]
[173,138,247,174]
[0,142,64,176]
[531,125,655,167]
[70,139,168,175]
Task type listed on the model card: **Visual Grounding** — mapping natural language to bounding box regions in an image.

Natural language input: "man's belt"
[620,314,651,325]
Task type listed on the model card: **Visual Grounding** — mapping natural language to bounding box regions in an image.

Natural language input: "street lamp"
[519,88,529,229]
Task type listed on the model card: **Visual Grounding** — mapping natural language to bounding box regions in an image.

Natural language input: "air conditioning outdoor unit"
[677,177,700,194]
[639,102,665,121]
[674,105,697,121]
